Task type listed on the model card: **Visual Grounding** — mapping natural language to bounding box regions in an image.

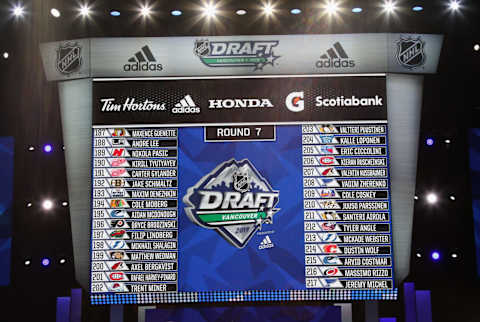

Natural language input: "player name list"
[302,123,394,290]
[90,127,178,294]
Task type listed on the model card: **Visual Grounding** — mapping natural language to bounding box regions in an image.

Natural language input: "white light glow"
[383,0,396,13]
[203,3,217,17]
[263,3,274,16]
[50,8,61,18]
[79,4,91,17]
[140,5,152,17]
[325,1,338,15]
[426,193,438,204]
[449,1,460,11]
[13,5,25,17]
[42,199,54,210]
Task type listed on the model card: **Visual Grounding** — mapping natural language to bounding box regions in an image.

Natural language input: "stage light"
[412,5,423,12]
[352,7,363,13]
[203,3,217,18]
[24,260,31,266]
[28,145,34,151]
[414,195,418,200]
[59,258,66,264]
[290,8,301,15]
[415,253,422,258]
[171,10,182,16]
[474,44,480,52]
[140,5,152,17]
[449,0,460,11]
[50,8,61,18]
[262,3,274,16]
[236,9,247,15]
[426,138,434,146]
[41,258,51,267]
[445,139,451,144]
[110,10,120,17]
[3,52,9,59]
[43,144,53,153]
[62,201,68,207]
[325,1,339,15]
[431,251,440,261]
[426,193,438,204]
[450,195,456,201]
[383,0,396,14]
[12,5,25,17]
[79,4,91,17]
[42,199,54,210]
[451,253,459,259]
[26,202,32,208]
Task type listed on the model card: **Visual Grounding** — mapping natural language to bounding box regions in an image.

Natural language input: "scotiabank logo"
[285,91,304,112]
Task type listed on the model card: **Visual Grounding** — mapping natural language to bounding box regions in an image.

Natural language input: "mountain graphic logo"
[258,235,274,250]
[123,45,163,72]
[315,42,355,68]
[184,158,280,249]
[172,95,200,114]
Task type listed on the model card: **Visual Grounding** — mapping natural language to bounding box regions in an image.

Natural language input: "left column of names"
[90,127,179,295]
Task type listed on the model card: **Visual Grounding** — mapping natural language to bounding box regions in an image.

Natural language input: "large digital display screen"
[89,76,397,304]
[0,137,14,286]
[469,128,480,277]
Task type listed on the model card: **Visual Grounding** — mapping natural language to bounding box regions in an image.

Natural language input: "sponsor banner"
[40,34,443,80]
[93,76,386,126]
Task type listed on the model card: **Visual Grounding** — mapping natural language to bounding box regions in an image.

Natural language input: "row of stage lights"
[415,250,460,262]
[24,257,67,267]
[8,1,464,20]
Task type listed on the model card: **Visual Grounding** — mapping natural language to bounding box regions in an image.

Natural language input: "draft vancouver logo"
[194,39,281,71]
[183,159,280,249]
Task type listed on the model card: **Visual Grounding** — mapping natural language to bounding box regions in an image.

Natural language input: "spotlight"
[50,8,61,18]
[262,3,274,16]
[451,253,459,259]
[426,138,434,146]
[352,7,363,13]
[474,44,480,52]
[26,202,32,208]
[43,144,53,153]
[59,258,66,264]
[41,258,51,267]
[12,5,25,17]
[24,260,31,266]
[445,139,451,144]
[79,4,91,17]
[140,5,152,17]
[412,5,423,12]
[62,201,68,207]
[383,0,396,13]
[28,145,34,151]
[415,253,422,258]
[426,193,438,204]
[325,1,339,15]
[203,3,217,18]
[236,9,247,15]
[431,251,440,261]
[110,10,120,17]
[414,195,419,200]
[3,52,8,59]
[42,199,54,210]
[171,10,182,16]
[290,8,301,15]
[450,195,456,201]
[449,0,460,11]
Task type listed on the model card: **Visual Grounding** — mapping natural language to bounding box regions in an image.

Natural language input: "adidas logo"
[258,235,274,250]
[123,45,163,72]
[172,95,200,114]
[315,42,355,69]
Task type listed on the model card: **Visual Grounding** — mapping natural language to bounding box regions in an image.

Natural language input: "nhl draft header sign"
[40,33,443,81]
[90,75,397,305]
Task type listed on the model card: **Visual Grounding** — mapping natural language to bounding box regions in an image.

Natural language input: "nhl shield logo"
[56,42,82,75]
[194,39,210,57]
[396,37,425,69]
[233,172,250,193]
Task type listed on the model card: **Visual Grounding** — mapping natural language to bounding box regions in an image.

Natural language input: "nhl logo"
[194,39,210,57]
[396,37,425,69]
[233,172,250,193]
[56,42,82,75]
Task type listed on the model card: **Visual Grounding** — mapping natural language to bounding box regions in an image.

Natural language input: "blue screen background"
[0,137,14,286]
[177,126,305,291]
[469,129,480,276]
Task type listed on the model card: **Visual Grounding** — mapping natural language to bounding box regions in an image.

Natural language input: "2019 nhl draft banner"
[89,75,398,305]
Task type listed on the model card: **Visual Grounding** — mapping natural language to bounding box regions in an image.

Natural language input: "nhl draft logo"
[193,39,280,71]
[396,37,425,69]
[183,159,280,249]
[56,42,82,75]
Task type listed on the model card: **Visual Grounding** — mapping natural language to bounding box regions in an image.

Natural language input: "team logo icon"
[110,199,127,208]
[108,240,127,249]
[320,211,341,220]
[109,210,129,218]
[396,36,426,69]
[318,125,338,134]
[322,244,341,254]
[320,200,340,209]
[56,42,82,75]
[321,267,342,277]
[111,220,126,228]
[319,179,340,187]
[110,261,126,271]
[321,255,342,265]
[111,138,126,146]
[319,233,342,242]
[184,159,280,249]
[109,251,127,260]
[110,179,125,188]
[106,282,128,292]
[112,128,126,137]
[109,229,127,238]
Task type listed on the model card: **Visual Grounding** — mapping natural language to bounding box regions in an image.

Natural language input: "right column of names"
[302,123,394,290]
